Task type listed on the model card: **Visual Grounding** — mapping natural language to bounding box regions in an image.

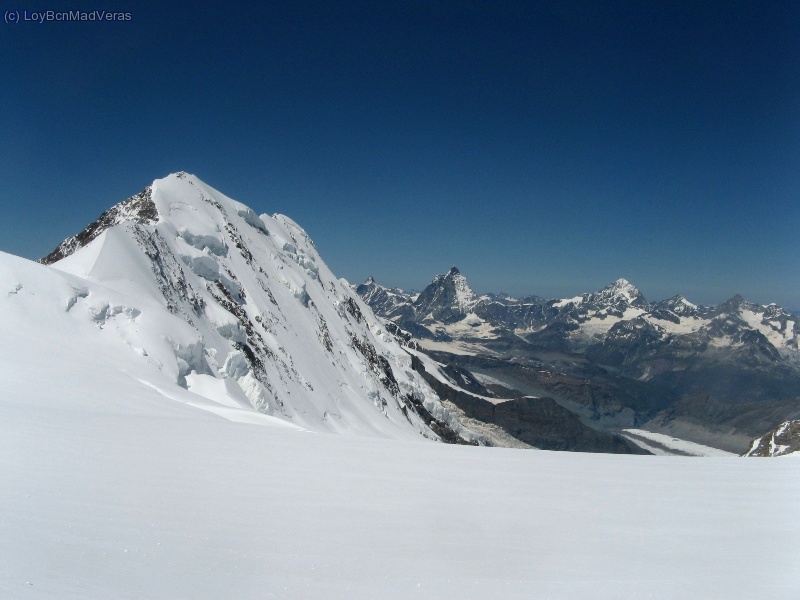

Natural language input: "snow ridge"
[31,172,478,442]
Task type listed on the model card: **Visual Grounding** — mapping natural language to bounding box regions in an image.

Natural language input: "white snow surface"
[1,346,797,598]
[553,294,583,308]
[575,307,646,339]
[645,314,709,335]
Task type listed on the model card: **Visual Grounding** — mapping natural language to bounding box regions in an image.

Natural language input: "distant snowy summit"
[358,269,799,356]
[358,268,800,453]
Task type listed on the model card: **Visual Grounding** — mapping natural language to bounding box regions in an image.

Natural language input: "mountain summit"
[413,265,477,324]
[587,278,649,310]
[27,172,478,441]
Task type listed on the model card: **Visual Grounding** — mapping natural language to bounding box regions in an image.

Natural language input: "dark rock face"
[492,398,641,454]
[472,299,551,330]
[354,277,416,322]
[439,362,496,397]
[413,266,476,324]
[586,317,668,372]
[646,393,800,453]
[440,352,671,427]
[744,419,800,456]
[41,186,157,265]
[410,354,646,454]
[401,392,478,445]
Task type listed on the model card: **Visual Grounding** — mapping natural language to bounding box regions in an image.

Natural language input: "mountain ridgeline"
[357,269,800,453]
[24,172,796,455]
[27,172,646,454]
[34,173,491,444]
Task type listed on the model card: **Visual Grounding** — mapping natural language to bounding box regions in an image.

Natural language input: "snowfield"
[2,378,799,599]
[1,173,799,598]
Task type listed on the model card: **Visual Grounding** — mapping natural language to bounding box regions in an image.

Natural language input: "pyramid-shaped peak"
[666,294,697,307]
[598,278,641,296]
[414,266,476,323]
[609,277,634,289]
[720,294,746,309]
[590,278,648,307]
[653,293,700,315]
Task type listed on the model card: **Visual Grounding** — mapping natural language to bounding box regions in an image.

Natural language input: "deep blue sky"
[2,1,798,307]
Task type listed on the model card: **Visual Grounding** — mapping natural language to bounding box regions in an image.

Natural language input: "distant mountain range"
[4,172,793,456]
[357,268,800,453]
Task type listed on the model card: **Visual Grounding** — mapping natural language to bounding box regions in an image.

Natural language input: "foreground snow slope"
[2,253,798,598]
[2,376,798,599]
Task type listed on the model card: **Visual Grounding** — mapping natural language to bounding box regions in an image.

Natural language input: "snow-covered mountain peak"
[413,266,477,324]
[652,294,702,317]
[715,294,751,315]
[606,277,640,297]
[354,276,416,323]
[30,173,481,442]
[449,267,476,307]
[588,278,648,309]
[41,185,158,265]
[725,293,746,305]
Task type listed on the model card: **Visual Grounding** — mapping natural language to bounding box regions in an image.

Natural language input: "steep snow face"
[40,186,158,265]
[33,172,474,441]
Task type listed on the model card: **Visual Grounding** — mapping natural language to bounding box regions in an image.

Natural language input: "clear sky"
[1,1,798,307]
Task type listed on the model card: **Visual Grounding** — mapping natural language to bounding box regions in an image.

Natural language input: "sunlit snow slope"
[28,172,475,442]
